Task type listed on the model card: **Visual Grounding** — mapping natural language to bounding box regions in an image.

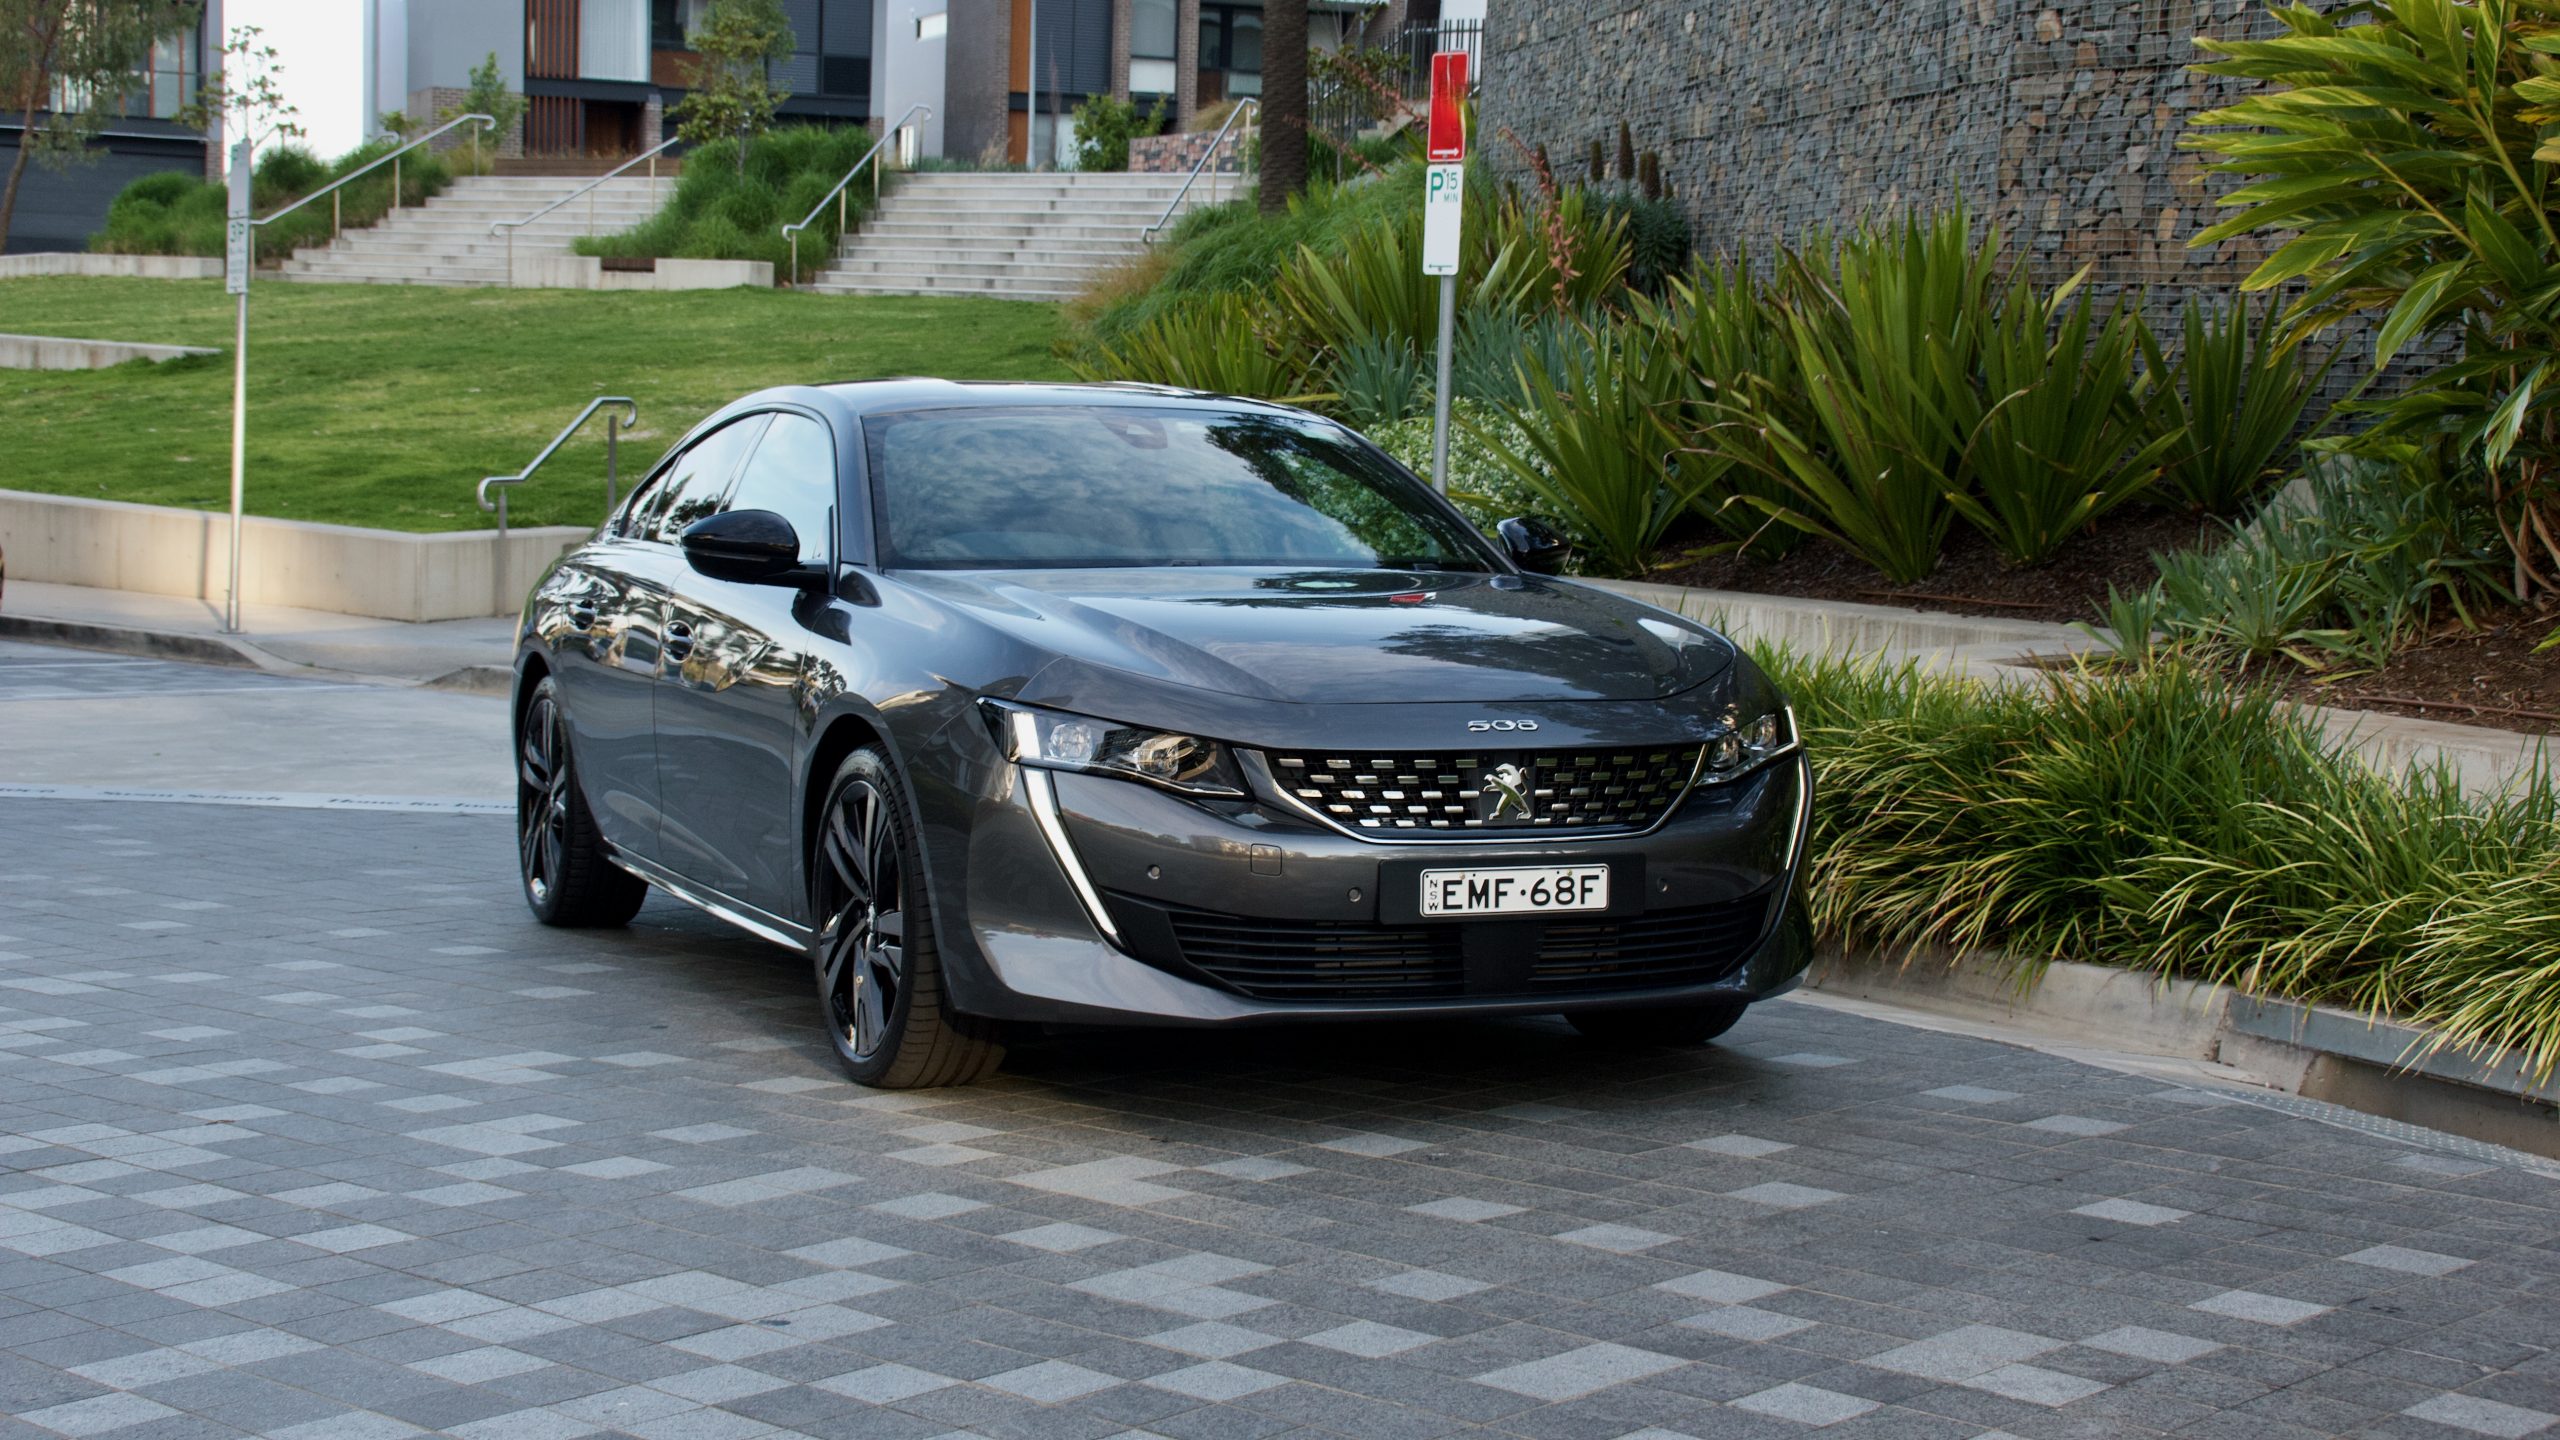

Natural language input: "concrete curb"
[1808,948,2559,1156]
[0,613,266,671]
[0,333,221,370]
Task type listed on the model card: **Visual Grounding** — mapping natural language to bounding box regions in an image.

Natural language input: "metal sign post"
[1421,52,1469,494]
[223,138,253,634]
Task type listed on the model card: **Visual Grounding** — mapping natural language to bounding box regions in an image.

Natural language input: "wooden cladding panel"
[528,0,581,80]
[527,94,582,156]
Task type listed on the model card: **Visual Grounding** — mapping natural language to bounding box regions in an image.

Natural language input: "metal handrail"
[1142,100,1258,243]
[250,112,495,248]
[782,103,932,283]
[489,137,682,286]
[477,397,640,546]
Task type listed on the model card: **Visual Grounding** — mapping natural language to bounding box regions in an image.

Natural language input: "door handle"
[664,621,694,661]
[567,600,598,630]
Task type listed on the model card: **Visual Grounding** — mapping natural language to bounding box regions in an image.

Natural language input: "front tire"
[1567,999,1749,1047]
[811,747,1003,1089]
[517,676,647,927]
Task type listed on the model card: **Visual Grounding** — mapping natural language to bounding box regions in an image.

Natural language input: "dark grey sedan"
[512,381,1814,1088]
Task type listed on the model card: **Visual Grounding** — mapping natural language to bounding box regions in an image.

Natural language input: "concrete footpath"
[0,579,514,692]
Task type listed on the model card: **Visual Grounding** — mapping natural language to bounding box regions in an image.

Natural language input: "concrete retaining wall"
[508,255,774,291]
[0,253,222,280]
[0,489,587,623]
[0,333,220,370]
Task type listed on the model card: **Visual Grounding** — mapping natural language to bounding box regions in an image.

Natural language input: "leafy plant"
[1367,400,1564,539]
[1947,272,2179,566]
[1596,191,1691,294]
[1068,291,1321,403]
[2186,0,2560,607]
[1473,317,1719,576]
[1771,643,2560,1078]
[578,123,876,278]
[1327,334,1429,428]
[2143,450,2508,672]
[1071,92,1166,172]
[448,50,526,165]
[1706,210,2000,582]
[669,0,796,165]
[2138,296,2331,515]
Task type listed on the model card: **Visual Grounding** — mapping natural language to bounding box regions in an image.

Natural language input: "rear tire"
[1566,999,1749,1047]
[517,676,647,928]
[811,746,1004,1089]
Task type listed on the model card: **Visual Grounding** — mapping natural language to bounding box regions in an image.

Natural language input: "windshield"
[865,405,1498,571]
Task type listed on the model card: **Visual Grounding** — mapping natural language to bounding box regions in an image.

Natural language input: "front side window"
[723,413,837,565]
[631,415,768,543]
[867,405,1496,572]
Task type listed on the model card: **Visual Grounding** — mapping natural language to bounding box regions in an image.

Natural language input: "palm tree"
[1257,0,1306,215]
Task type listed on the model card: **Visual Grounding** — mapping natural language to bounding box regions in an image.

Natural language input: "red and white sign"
[1426,51,1469,163]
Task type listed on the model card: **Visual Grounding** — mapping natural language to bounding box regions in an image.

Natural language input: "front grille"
[1113,891,1770,1002]
[1266,747,1702,833]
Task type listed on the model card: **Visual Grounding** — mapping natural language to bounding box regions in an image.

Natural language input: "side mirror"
[680,509,808,585]
[1496,515,1572,575]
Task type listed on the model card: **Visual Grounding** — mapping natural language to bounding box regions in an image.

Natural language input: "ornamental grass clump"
[1769,646,2560,1078]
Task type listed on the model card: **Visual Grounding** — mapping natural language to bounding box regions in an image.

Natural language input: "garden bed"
[1652,510,2213,627]
[2282,599,2560,738]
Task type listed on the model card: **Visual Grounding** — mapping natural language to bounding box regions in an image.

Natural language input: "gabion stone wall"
[1478,0,2285,313]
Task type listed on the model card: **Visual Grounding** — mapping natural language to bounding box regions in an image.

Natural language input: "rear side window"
[723,413,837,565]
[631,415,769,543]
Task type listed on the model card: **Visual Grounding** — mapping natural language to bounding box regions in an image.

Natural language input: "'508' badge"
[1466,719,1538,732]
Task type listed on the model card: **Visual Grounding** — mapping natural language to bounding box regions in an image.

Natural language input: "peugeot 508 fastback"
[511,381,1814,1088]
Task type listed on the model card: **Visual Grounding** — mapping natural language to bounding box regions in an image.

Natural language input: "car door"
[557,415,768,863]
[653,410,842,924]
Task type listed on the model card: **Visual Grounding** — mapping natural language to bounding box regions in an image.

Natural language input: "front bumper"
[935,746,1816,1028]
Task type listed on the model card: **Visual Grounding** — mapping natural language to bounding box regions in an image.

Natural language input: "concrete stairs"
[806,171,1236,302]
[277,174,673,288]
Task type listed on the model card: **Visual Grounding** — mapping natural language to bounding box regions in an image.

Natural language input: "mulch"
[1644,509,2560,738]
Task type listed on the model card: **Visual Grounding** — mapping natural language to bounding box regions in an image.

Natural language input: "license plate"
[1418,865,1610,917]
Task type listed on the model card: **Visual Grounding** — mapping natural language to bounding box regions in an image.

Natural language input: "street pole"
[224,138,253,634]
[1430,272,1456,492]
[1026,0,1038,170]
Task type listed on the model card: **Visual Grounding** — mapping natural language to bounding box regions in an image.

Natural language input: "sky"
[223,0,366,167]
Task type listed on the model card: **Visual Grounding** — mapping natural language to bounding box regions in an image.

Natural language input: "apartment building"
[0,1,224,254]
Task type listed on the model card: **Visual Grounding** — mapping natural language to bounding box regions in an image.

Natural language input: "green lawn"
[0,278,1069,531]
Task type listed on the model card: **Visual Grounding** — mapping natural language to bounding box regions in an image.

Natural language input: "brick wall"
[408,87,527,160]
[1477,1,2287,319]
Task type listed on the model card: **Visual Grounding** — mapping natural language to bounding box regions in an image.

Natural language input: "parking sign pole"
[224,139,253,635]
[1421,53,1469,494]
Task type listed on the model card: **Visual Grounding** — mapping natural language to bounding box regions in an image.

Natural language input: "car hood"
[896,567,1733,705]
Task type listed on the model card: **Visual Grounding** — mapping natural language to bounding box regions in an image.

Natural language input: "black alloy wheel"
[516,676,647,927]
[812,747,1002,1088]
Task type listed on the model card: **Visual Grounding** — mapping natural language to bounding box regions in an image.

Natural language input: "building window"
[652,0,713,48]
[1200,4,1261,99]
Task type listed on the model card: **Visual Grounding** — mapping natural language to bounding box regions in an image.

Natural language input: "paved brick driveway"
[1,799,2555,1440]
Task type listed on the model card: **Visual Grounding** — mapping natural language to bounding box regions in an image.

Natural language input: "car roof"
[738,379,1314,425]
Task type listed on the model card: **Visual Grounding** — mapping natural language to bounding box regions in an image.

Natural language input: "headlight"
[1695,653,1796,786]
[983,700,1247,797]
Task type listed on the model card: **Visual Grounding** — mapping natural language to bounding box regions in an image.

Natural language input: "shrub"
[1774,646,2560,1077]
[2187,0,2560,607]
[1597,191,1690,294]
[1366,401,1560,539]
[1067,291,1318,402]
[1474,316,1722,577]
[91,136,454,258]
[2139,296,2332,515]
[2140,450,2510,673]
[1947,273,2178,566]
[577,123,874,280]
[1071,92,1166,172]
[1706,210,1999,582]
[1327,334,1430,429]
